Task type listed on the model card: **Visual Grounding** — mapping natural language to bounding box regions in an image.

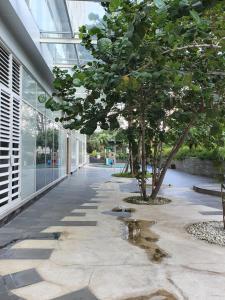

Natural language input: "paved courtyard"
[0,165,224,299]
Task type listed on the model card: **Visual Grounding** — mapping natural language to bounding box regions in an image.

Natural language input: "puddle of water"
[120,219,168,263]
[124,289,177,300]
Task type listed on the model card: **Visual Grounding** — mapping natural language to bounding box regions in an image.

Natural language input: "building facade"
[0,0,87,221]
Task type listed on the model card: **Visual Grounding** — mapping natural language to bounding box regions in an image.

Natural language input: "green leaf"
[109,0,122,12]
[97,38,112,53]
[154,0,166,9]
[88,26,102,36]
[190,10,201,25]
[53,79,62,89]
[38,95,46,103]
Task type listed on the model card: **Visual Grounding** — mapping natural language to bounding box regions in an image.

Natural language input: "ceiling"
[26,0,105,68]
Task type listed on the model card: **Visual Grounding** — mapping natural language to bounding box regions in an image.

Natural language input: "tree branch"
[163,43,222,54]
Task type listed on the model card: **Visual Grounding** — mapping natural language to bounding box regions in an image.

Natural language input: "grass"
[112,172,152,178]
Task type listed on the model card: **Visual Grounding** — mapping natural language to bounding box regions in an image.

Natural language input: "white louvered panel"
[0,87,10,208]
[0,178,9,186]
[0,42,21,210]
[11,95,20,202]
[12,59,21,96]
[12,97,20,143]
[0,91,11,143]
[0,44,10,88]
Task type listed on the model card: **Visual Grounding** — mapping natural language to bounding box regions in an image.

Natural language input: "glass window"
[26,0,71,33]
[36,84,46,114]
[45,119,54,185]
[79,140,83,165]
[71,135,77,171]
[46,43,79,65]
[59,128,67,177]
[53,123,59,181]
[36,112,46,190]
[21,102,36,199]
[22,70,37,108]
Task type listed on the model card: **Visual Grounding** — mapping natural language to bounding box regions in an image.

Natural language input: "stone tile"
[54,288,98,300]
[27,232,61,240]
[12,281,68,300]
[0,291,23,299]
[0,261,43,276]
[3,268,42,290]
[58,221,97,226]
[72,206,98,211]
[12,240,58,249]
[0,276,8,293]
[69,212,86,216]
[199,211,222,215]
[0,249,53,260]
[81,203,99,206]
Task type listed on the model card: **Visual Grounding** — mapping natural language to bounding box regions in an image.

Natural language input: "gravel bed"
[187,221,225,246]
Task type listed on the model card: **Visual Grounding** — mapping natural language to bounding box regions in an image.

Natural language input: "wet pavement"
[0,165,224,299]
[120,168,222,211]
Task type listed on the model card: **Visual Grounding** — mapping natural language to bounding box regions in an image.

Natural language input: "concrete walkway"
[0,166,224,299]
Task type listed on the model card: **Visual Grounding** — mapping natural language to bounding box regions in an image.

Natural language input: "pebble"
[187,221,225,246]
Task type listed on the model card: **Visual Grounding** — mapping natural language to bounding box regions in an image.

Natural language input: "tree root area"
[123,196,171,205]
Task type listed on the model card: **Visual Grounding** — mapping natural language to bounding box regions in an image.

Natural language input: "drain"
[112,207,135,213]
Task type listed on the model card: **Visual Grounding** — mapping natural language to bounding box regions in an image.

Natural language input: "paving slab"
[58,221,97,226]
[0,249,53,260]
[0,292,23,299]
[0,166,224,299]
[3,268,42,289]
[74,206,98,210]
[54,287,98,300]
[69,212,86,216]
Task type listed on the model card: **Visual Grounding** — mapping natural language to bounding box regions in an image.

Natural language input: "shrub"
[112,172,152,178]
[169,146,225,161]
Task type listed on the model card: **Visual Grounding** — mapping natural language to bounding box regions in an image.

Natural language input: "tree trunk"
[221,183,225,229]
[150,119,195,200]
[124,158,129,173]
[131,136,140,176]
[140,114,147,200]
[151,142,158,193]
[129,143,134,175]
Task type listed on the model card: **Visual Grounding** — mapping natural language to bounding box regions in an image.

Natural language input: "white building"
[0,0,91,221]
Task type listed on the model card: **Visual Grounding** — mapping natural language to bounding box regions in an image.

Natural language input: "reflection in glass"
[21,103,36,199]
[79,140,83,165]
[36,84,46,114]
[76,44,94,65]
[66,0,105,34]
[36,113,46,190]
[22,70,37,108]
[53,124,59,181]
[59,128,67,177]
[71,135,77,171]
[26,0,71,33]
[46,43,79,65]
[45,119,54,185]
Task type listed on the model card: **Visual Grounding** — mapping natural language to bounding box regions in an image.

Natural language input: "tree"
[44,0,225,201]
[88,130,116,154]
